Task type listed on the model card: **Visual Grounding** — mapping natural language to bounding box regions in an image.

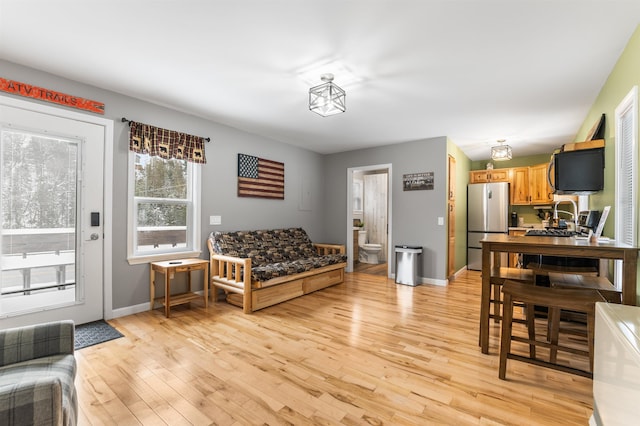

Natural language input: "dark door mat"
[75,319,123,350]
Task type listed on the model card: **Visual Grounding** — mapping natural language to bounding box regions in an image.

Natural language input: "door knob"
[90,233,99,240]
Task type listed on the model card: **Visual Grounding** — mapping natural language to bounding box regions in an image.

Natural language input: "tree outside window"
[129,152,199,259]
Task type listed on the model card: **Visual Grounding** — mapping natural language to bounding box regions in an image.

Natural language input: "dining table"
[479,233,639,354]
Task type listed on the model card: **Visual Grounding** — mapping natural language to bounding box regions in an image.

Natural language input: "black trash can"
[395,245,423,286]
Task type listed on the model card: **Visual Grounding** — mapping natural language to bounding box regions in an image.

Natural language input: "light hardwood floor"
[352,261,388,276]
[77,270,593,425]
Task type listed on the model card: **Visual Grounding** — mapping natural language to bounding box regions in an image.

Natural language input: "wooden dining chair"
[525,262,599,282]
[499,280,606,380]
[548,272,621,303]
[489,266,534,323]
[546,272,621,365]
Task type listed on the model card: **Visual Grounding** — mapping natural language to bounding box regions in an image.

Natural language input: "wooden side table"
[149,258,209,318]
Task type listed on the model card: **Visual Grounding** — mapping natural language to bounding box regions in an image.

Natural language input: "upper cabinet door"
[469,170,489,183]
[529,163,554,204]
[488,169,510,182]
[511,167,531,205]
[469,169,510,183]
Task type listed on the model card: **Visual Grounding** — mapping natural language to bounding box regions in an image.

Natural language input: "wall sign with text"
[0,77,105,114]
[403,172,434,191]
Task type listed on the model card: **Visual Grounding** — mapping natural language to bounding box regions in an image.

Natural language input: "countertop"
[508,224,543,231]
[481,233,632,249]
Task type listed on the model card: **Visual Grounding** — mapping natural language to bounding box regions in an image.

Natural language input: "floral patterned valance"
[128,120,207,164]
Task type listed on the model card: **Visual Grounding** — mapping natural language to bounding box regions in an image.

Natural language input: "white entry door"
[0,100,105,327]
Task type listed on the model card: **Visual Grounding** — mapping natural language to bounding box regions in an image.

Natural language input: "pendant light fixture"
[491,139,512,161]
[309,73,346,117]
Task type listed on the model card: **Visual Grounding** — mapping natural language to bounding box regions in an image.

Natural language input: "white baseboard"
[109,302,149,319]
[421,277,448,286]
[109,290,205,319]
[451,266,468,279]
[389,274,448,287]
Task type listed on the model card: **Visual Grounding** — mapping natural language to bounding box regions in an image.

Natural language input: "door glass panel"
[0,129,79,316]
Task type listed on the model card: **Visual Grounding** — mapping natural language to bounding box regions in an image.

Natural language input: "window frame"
[614,85,638,288]
[615,86,638,244]
[126,151,201,265]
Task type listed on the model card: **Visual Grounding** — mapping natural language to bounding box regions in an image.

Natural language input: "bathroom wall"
[363,171,388,262]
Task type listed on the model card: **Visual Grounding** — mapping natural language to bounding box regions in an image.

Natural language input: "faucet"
[553,199,578,226]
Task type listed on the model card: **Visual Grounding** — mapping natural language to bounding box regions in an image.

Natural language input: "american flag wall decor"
[238,153,285,199]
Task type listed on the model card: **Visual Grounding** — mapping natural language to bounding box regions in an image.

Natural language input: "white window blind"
[615,86,638,247]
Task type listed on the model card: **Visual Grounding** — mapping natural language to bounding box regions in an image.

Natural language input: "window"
[353,180,363,213]
[614,86,638,288]
[615,86,638,246]
[127,152,201,264]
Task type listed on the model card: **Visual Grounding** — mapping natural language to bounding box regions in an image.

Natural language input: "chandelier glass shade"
[309,73,346,117]
[491,140,512,161]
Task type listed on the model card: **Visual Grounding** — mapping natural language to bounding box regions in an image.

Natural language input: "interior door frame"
[447,154,456,277]
[346,163,392,275]
[0,94,114,320]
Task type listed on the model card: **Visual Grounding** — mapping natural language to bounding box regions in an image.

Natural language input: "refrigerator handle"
[488,189,492,199]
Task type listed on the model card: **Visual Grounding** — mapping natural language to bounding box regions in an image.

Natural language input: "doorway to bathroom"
[346,164,392,277]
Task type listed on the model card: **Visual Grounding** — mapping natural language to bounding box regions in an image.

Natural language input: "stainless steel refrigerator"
[467,182,509,270]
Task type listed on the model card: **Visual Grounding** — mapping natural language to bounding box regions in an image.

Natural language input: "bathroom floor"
[353,261,388,276]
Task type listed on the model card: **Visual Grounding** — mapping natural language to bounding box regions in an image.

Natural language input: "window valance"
[128,120,207,164]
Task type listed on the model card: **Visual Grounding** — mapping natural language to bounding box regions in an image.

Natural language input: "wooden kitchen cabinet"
[470,162,552,206]
[353,229,359,264]
[510,167,530,205]
[509,163,553,205]
[469,169,510,183]
[469,170,488,183]
[490,169,510,182]
[529,163,554,204]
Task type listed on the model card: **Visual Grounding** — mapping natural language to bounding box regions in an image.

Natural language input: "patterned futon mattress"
[209,228,347,282]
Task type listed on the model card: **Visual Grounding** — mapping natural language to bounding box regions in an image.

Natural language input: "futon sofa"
[207,228,347,313]
[0,320,77,426]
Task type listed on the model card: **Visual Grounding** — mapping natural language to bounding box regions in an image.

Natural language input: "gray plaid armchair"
[0,320,77,426]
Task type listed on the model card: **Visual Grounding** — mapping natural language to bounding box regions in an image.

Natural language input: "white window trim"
[126,152,201,265]
[615,86,638,243]
[614,85,638,288]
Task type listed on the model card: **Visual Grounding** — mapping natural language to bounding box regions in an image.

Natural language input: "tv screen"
[553,148,604,194]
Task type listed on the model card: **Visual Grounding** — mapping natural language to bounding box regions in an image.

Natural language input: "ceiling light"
[309,73,346,117]
[491,139,512,161]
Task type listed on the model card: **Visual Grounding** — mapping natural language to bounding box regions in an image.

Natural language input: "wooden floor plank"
[77,270,593,425]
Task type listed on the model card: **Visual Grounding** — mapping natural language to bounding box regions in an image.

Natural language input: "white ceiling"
[1,1,639,160]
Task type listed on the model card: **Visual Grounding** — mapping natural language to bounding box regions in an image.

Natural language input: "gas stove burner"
[524,228,577,237]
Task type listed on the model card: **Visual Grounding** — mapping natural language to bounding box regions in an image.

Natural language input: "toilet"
[358,230,383,264]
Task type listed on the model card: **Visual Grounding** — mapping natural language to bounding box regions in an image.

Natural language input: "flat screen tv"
[552,147,604,195]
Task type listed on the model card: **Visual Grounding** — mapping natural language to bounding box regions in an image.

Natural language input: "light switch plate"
[437,217,444,226]
[210,215,222,225]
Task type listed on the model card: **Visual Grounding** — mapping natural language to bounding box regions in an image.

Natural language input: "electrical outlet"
[210,215,222,225]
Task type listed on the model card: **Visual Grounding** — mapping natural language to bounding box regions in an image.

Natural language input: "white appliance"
[358,230,382,264]
[467,182,510,270]
[591,303,640,425]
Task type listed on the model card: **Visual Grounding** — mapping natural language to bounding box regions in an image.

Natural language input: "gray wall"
[322,137,449,280]
[1,60,326,311]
